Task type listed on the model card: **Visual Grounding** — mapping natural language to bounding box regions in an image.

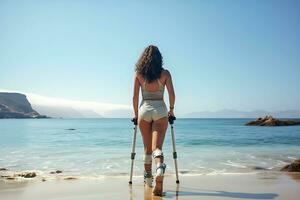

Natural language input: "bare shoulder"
[135,72,143,85]
[161,69,171,80]
[162,69,171,76]
[134,72,141,80]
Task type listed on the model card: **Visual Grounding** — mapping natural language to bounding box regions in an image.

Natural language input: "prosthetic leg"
[143,154,153,187]
[152,148,166,196]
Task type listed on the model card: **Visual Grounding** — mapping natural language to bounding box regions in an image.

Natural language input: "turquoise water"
[0,118,300,178]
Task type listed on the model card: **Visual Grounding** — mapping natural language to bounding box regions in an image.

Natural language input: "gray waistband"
[143,98,164,101]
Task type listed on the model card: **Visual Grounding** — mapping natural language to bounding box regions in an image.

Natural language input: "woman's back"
[137,70,170,100]
[141,78,164,100]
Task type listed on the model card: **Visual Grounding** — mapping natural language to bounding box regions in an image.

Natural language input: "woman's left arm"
[132,73,140,119]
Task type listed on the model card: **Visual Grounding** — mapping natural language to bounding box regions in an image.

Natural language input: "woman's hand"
[131,117,138,125]
[168,109,175,117]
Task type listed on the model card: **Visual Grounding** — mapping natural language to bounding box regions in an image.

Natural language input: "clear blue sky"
[1,0,300,115]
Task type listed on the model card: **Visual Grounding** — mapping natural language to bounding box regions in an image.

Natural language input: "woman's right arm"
[165,70,175,116]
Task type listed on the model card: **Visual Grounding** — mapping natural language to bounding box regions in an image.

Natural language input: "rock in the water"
[17,172,37,178]
[252,166,267,170]
[0,168,7,171]
[281,159,300,172]
[246,116,300,126]
[64,177,77,180]
[50,170,62,174]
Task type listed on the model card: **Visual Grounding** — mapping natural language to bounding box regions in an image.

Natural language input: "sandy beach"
[0,173,299,200]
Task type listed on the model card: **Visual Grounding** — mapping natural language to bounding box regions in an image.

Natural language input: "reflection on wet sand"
[129,184,180,200]
[130,182,279,200]
[286,172,300,182]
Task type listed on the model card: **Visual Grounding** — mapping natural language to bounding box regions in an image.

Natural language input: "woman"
[132,45,175,196]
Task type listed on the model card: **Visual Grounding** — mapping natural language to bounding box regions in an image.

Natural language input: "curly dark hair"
[135,45,163,83]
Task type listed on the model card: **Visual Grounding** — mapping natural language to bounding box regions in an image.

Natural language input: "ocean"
[1,118,300,178]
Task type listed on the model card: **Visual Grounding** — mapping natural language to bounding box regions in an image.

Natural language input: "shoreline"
[1,173,300,200]
[0,169,289,182]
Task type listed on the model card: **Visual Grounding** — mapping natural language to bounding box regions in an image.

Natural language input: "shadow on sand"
[164,190,278,199]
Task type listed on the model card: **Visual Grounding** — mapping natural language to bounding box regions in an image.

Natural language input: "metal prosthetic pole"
[168,115,180,184]
[129,118,138,185]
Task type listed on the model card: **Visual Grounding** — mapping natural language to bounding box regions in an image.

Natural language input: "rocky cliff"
[0,92,47,118]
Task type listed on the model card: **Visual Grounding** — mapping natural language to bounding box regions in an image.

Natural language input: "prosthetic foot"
[152,149,166,196]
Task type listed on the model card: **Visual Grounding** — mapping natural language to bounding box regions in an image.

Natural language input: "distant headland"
[0,92,48,119]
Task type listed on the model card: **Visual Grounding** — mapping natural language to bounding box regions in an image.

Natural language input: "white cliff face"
[27,93,131,118]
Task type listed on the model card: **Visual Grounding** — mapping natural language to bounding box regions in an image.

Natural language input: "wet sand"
[0,173,299,200]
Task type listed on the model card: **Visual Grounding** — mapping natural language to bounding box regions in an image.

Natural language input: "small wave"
[246,154,256,159]
[220,160,247,168]
[10,151,24,154]
[276,160,289,165]
[287,156,297,160]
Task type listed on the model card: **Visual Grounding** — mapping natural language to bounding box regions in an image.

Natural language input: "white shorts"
[138,100,168,122]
